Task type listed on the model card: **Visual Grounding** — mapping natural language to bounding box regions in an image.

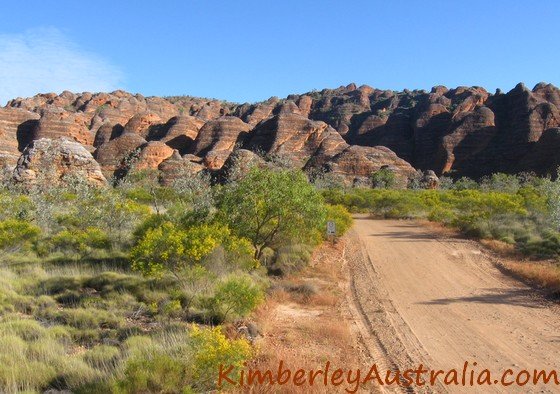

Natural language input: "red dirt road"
[344,217,560,393]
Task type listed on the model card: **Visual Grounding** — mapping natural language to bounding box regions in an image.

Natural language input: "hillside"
[2,82,560,186]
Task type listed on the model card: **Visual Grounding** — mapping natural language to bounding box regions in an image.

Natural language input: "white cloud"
[0,27,124,105]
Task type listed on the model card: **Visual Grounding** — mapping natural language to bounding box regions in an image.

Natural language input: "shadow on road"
[368,231,436,241]
[418,287,543,308]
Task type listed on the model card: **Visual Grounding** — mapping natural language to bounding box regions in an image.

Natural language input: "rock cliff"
[4,82,560,186]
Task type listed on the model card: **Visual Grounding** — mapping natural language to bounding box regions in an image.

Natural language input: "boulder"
[158,150,205,186]
[421,170,439,189]
[13,138,106,187]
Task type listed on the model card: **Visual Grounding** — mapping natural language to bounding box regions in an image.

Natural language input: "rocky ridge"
[3,82,560,186]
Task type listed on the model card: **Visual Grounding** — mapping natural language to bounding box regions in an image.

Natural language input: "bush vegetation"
[0,163,350,392]
[323,172,560,259]
[5,152,560,391]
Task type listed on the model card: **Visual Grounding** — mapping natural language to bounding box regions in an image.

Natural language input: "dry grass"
[499,260,560,294]
[479,239,517,256]
[308,293,337,307]
[243,240,362,393]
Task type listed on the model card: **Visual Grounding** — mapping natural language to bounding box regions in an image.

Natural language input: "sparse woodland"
[324,170,560,293]
[0,159,351,393]
[2,158,560,392]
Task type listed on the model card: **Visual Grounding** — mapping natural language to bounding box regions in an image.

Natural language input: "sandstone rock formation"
[94,132,147,175]
[159,115,205,152]
[32,107,94,149]
[321,145,417,186]
[134,141,174,170]
[244,114,345,167]
[190,116,252,170]
[13,138,106,187]
[3,82,560,186]
[0,107,40,167]
[158,150,205,186]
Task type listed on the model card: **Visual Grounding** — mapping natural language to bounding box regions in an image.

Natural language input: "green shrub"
[83,345,121,369]
[0,219,40,253]
[324,204,353,237]
[371,167,397,189]
[122,335,154,358]
[212,274,264,320]
[55,308,123,330]
[0,318,46,341]
[115,352,190,394]
[49,227,111,258]
[189,326,252,391]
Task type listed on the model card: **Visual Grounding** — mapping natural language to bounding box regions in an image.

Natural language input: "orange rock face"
[134,141,174,170]
[159,115,205,153]
[123,112,163,138]
[4,82,560,184]
[32,108,94,148]
[245,114,344,168]
[0,107,40,166]
[190,116,252,170]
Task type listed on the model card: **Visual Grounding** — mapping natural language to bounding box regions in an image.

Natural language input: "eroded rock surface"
[3,82,560,185]
[13,138,106,187]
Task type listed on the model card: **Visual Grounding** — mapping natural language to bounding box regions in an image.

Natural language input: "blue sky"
[0,1,559,104]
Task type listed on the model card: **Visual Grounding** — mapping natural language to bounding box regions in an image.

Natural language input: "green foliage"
[115,352,190,393]
[370,167,397,189]
[0,219,40,253]
[212,274,264,320]
[217,167,327,258]
[452,177,480,190]
[480,173,521,193]
[189,326,252,390]
[325,204,353,236]
[131,221,229,278]
[82,344,121,369]
[269,244,314,275]
[49,227,111,258]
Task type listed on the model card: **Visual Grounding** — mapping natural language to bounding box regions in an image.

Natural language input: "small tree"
[212,274,263,320]
[371,167,397,189]
[217,167,326,259]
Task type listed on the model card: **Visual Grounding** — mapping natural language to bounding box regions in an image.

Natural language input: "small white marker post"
[327,220,336,244]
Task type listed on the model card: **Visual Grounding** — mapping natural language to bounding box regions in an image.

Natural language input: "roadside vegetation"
[323,170,560,294]
[8,156,560,392]
[0,162,352,393]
